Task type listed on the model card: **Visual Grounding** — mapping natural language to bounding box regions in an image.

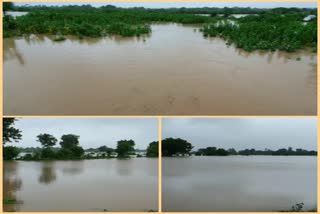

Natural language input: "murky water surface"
[4,159,158,212]
[4,24,317,115]
[163,156,317,212]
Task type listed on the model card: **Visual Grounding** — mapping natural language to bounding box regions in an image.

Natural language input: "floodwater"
[3,159,158,212]
[3,24,317,115]
[4,11,28,18]
[162,156,317,212]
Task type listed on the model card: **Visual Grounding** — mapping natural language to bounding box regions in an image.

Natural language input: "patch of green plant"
[53,35,66,42]
[3,199,17,204]
[201,13,317,52]
[3,6,317,52]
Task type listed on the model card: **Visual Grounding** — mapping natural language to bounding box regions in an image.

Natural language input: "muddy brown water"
[162,156,317,212]
[4,24,317,115]
[3,159,158,212]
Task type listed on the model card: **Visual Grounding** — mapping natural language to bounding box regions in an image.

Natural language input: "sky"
[14,2,317,9]
[162,118,317,151]
[13,118,158,149]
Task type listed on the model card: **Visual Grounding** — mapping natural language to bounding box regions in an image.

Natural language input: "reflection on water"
[3,162,23,212]
[3,159,158,211]
[38,162,57,185]
[3,24,317,115]
[115,159,134,176]
[163,156,317,212]
[61,161,84,175]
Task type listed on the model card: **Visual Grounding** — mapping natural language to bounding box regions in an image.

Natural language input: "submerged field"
[3,6,317,115]
[3,6,317,52]
[4,24,316,115]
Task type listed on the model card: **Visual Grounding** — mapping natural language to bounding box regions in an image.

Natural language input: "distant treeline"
[194,147,317,156]
[162,138,316,157]
[3,118,158,160]
[3,3,317,52]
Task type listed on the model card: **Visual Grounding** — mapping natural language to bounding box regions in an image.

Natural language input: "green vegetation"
[280,203,316,212]
[115,139,135,158]
[195,147,229,156]
[3,4,316,52]
[3,118,22,160]
[162,138,193,157]
[201,12,317,52]
[3,146,20,160]
[146,141,158,157]
[162,137,317,157]
[3,118,22,144]
[3,199,17,204]
[194,146,317,156]
[3,2,14,13]
[53,35,66,42]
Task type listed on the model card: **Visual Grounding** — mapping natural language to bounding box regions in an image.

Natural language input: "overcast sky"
[14,2,317,9]
[163,118,317,151]
[13,118,158,149]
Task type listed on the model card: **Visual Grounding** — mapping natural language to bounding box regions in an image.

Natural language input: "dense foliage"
[36,133,57,148]
[194,146,317,156]
[146,141,158,157]
[162,138,193,157]
[3,4,316,52]
[115,139,136,157]
[3,146,20,160]
[3,118,22,144]
[195,147,229,156]
[201,11,317,52]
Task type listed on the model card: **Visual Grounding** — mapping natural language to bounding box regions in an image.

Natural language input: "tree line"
[3,3,317,52]
[3,118,158,160]
[161,138,316,157]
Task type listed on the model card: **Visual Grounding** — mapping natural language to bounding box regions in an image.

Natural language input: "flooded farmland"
[3,24,317,115]
[3,159,158,212]
[162,156,317,212]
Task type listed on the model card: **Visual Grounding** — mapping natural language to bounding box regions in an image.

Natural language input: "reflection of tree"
[24,34,46,45]
[306,62,317,94]
[115,159,133,176]
[61,161,84,176]
[110,34,150,45]
[3,38,25,65]
[38,162,57,185]
[3,162,23,211]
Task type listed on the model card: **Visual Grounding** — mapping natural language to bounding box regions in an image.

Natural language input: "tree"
[116,140,135,157]
[41,147,56,159]
[3,118,22,144]
[146,141,158,157]
[3,2,14,12]
[3,146,20,160]
[97,146,114,157]
[60,134,80,149]
[37,133,57,148]
[162,138,193,157]
[70,146,84,158]
[58,134,84,159]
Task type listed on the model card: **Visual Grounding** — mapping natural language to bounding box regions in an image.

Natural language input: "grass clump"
[3,199,17,204]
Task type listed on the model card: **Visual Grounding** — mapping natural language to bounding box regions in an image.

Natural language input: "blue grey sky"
[14,2,317,9]
[163,118,317,150]
[13,118,158,149]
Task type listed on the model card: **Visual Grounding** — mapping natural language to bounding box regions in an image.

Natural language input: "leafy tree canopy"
[37,133,57,148]
[60,134,80,149]
[162,138,193,157]
[146,141,158,157]
[116,139,135,157]
[3,118,22,144]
